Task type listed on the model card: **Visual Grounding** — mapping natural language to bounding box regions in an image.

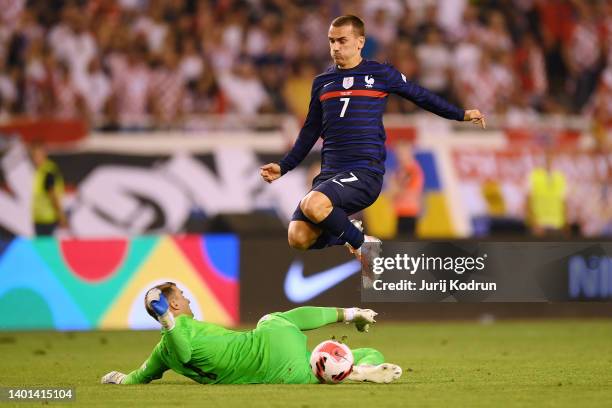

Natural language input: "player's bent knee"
[288,222,313,250]
[300,192,332,222]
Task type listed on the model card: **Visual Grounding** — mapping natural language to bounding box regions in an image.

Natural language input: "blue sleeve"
[278,80,323,175]
[385,64,465,121]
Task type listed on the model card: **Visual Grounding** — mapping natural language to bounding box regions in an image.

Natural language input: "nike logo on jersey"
[323,81,334,88]
[284,259,361,302]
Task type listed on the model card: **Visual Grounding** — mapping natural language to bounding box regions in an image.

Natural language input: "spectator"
[179,38,204,83]
[0,0,609,127]
[110,45,153,130]
[566,2,603,111]
[52,61,85,120]
[132,1,169,55]
[29,142,67,236]
[366,9,397,55]
[0,59,17,114]
[387,142,424,238]
[259,62,286,113]
[514,32,548,104]
[75,58,112,126]
[151,46,186,128]
[48,5,98,88]
[284,61,317,120]
[526,150,569,238]
[452,29,482,83]
[416,28,452,99]
[217,59,269,115]
[456,51,498,115]
[185,69,226,115]
[481,11,513,53]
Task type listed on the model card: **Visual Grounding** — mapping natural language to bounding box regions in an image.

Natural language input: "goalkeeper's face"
[169,287,193,317]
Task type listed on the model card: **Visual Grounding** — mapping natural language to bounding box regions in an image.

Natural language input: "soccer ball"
[310,340,354,384]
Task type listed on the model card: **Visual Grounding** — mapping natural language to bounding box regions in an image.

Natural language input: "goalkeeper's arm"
[277,307,377,332]
[101,344,168,385]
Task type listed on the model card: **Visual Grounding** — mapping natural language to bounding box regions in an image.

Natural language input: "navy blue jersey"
[278,59,464,176]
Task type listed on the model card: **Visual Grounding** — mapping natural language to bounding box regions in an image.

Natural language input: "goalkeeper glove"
[145,288,175,330]
[101,371,126,384]
[344,308,377,332]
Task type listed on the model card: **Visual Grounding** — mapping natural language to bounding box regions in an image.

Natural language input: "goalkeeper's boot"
[348,363,403,383]
[145,288,175,330]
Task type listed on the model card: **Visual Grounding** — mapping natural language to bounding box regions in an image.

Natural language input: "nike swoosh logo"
[323,81,334,87]
[284,259,361,303]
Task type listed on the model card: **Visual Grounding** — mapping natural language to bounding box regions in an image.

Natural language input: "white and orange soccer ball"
[310,340,354,384]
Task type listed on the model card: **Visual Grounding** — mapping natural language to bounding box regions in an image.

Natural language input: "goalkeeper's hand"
[145,288,175,330]
[101,371,126,384]
[344,308,377,332]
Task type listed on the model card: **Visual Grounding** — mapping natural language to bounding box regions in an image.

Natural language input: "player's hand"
[464,109,486,129]
[260,163,281,183]
[101,371,126,384]
[344,308,378,332]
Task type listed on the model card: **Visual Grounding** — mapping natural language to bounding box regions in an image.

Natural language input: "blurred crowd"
[0,0,611,130]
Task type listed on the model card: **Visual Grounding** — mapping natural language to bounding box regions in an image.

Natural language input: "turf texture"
[0,320,611,407]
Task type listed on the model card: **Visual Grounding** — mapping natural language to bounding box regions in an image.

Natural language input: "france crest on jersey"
[342,77,354,89]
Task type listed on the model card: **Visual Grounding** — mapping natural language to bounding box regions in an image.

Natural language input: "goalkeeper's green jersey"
[123,313,319,385]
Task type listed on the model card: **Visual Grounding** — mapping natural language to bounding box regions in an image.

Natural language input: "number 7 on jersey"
[339,97,350,117]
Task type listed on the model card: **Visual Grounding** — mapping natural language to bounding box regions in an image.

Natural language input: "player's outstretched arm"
[269,81,323,179]
[101,345,168,385]
[387,65,486,129]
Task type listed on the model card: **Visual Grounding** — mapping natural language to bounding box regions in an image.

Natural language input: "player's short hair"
[144,282,178,321]
[331,15,365,38]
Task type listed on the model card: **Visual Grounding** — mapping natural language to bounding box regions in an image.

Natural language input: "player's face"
[170,287,193,317]
[328,24,364,68]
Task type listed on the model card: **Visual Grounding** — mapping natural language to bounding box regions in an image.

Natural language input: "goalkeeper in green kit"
[101,282,402,385]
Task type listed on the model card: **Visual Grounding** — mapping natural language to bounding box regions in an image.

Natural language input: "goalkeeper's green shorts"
[254,313,318,384]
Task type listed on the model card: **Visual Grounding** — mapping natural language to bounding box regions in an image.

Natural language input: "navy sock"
[308,231,346,249]
[316,207,364,249]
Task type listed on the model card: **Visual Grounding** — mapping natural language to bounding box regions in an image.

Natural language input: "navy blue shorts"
[291,169,384,222]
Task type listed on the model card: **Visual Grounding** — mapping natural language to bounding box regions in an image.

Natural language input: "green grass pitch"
[1,320,611,407]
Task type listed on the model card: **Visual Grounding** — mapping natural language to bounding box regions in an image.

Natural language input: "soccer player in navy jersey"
[260,15,485,284]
